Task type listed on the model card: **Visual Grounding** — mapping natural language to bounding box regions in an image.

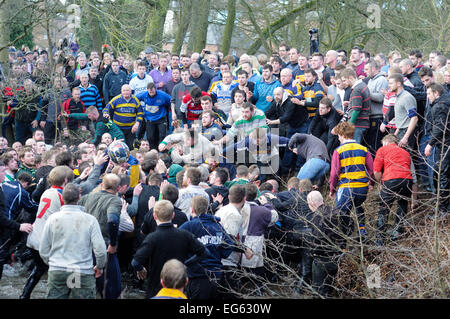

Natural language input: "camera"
[204,50,211,55]
[309,28,318,34]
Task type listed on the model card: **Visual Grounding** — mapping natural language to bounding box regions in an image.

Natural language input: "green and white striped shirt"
[226,109,268,141]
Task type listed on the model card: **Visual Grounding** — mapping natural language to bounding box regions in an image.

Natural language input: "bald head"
[121,84,132,99]
[326,50,338,65]
[273,87,284,102]
[266,179,279,193]
[307,191,324,212]
[280,68,293,85]
[239,54,250,65]
[102,173,121,193]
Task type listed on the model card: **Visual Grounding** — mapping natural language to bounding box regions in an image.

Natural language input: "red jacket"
[62,98,85,130]
[181,92,210,121]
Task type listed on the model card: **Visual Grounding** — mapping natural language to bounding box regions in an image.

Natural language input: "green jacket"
[68,113,125,145]
[16,164,36,182]
[225,178,249,189]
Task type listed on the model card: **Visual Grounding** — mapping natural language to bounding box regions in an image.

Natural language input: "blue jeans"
[297,158,330,183]
[419,134,435,191]
[94,253,122,299]
[353,127,368,145]
[168,111,174,134]
[281,121,310,175]
[15,121,35,144]
[2,116,14,140]
[336,187,368,235]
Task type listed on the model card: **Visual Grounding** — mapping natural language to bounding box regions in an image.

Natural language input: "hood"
[198,213,221,223]
[433,92,450,107]
[260,75,278,85]
[371,72,385,81]
[168,164,183,184]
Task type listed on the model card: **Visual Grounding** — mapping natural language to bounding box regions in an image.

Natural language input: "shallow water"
[1,262,145,299]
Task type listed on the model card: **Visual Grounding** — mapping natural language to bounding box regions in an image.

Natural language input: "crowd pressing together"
[0,38,449,299]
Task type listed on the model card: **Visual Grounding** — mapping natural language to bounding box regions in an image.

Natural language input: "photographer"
[197,49,221,75]
[309,28,319,56]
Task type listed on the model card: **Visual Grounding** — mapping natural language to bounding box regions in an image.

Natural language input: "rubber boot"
[19,267,42,299]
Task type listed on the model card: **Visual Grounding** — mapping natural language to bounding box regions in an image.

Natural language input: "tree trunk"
[186,1,198,53]
[146,0,170,50]
[144,9,154,46]
[0,3,10,66]
[221,0,236,55]
[44,2,54,72]
[172,0,192,55]
[86,7,102,53]
[193,0,211,52]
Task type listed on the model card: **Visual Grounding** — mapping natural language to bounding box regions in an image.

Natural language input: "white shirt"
[215,203,243,267]
[39,205,107,274]
[129,74,154,96]
[27,187,64,251]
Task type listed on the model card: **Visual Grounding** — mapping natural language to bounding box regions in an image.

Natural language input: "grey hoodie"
[368,72,389,117]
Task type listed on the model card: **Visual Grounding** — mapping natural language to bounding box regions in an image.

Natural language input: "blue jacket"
[136,90,171,122]
[251,76,281,112]
[179,214,233,279]
[1,180,38,220]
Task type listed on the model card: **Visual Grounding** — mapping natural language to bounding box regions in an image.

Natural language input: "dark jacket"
[62,98,85,130]
[136,185,160,233]
[31,165,54,203]
[405,71,425,97]
[140,205,188,236]
[306,204,346,259]
[265,93,308,130]
[275,189,313,229]
[429,93,450,148]
[179,214,233,279]
[1,180,38,221]
[133,185,160,249]
[309,107,341,156]
[131,222,207,298]
[0,188,20,231]
[205,185,230,214]
[40,88,72,123]
[190,71,213,92]
[103,69,128,104]
[231,82,255,103]
[13,91,41,123]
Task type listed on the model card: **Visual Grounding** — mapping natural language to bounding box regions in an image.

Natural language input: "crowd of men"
[0,40,449,299]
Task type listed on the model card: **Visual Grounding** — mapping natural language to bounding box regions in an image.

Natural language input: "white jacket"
[162,132,220,165]
[215,204,243,267]
[39,205,107,274]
